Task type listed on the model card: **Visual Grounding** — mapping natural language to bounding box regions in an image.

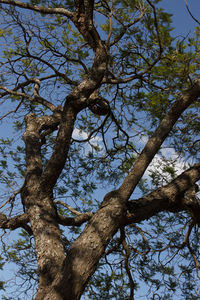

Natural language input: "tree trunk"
[35,195,125,300]
[30,192,66,300]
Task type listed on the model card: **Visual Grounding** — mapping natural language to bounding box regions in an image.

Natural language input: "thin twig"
[121,227,135,300]
[0,98,23,121]
[54,200,83,215]
[184,0,200,26]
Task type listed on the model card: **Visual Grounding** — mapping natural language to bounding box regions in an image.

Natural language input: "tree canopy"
[0,0,200,299]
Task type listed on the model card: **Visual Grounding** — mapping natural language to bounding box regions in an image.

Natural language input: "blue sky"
[161,0,200,36]
[0,0,200,299]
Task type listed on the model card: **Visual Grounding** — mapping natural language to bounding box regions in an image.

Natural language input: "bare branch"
[182,221,195,247]
[0,182,22,211]
[0,212,31,233]
[0,84,57,111]
[25,51,78,86]
[72,115,109,143]
[0,0,73,18]
[0,98,23,121]
[181,222,200,279]
[146,0,163,55]
[106,10,113,45]
[184,0,200,26]
[55,200,82,216]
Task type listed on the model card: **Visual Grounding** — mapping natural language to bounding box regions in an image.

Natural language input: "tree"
[0,0,200,299]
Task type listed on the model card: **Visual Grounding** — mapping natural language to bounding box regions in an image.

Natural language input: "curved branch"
[55,200,82,216]
[0,0,73,18]
[40,40,108,191]
[184,0,200,26]
[88,93,111,115]
[72,115,109,143]
[0,84,57,111]
[146,0,163,54]
[25,51,78,86]
[121,228,136,299]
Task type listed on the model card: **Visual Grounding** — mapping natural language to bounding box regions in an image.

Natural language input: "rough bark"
[1,1,200,300]
[15,2,108,297]
[125,163,200,224]
[36,196,126,300]
[118,79,200,200]
[21,113,66,297]
[33,163,200,300]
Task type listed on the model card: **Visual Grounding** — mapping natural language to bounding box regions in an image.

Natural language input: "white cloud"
[72,128,103,154]
[72,128,88,140]
[143,147,189,186]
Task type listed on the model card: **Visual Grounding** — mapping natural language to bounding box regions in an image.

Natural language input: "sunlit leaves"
[0,0,200,299]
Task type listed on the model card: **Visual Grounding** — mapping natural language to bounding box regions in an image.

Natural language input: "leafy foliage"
[0,0,200,299]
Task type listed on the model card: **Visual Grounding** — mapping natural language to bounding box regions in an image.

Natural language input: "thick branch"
[40,41,108,191]
[0,212,31,233]
[72,1,104,50]
[118,78,200,201]
[22,114,43,196]
[85,0,94,24]
[87,91,111,115]
[45,198,125,299]
[40,105,77,190]
[125,163,200,224]
[42,164,200,299]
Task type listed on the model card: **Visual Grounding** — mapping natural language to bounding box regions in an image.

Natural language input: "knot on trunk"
[87,90,110,116]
